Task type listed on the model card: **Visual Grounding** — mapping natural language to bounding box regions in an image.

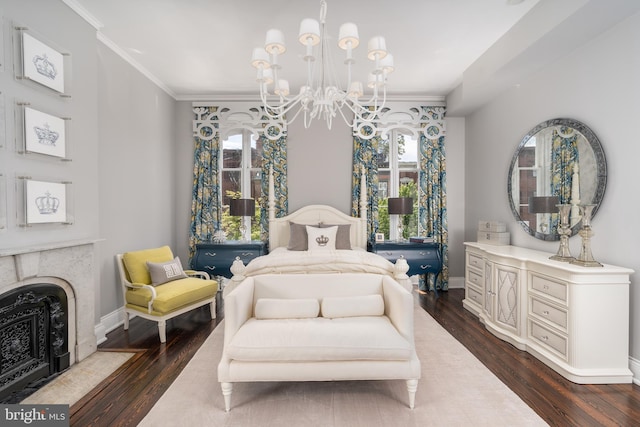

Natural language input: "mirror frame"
[507,118,607,241]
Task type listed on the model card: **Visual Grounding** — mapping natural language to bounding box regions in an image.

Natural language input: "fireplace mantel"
[0,239,100,365]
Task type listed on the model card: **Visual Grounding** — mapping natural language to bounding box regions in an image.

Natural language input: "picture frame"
[23,106,67,158]
[22,31,65,93]
[375,232,385,243]
[26,179,67,224]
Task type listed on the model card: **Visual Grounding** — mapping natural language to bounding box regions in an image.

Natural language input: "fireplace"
[0,283,70,402]
[0,240,98,401]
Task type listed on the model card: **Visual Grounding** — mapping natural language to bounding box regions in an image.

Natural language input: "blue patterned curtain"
[260,133,288,240]
[419,106,448,291]
[189,106,221,261]
[351,135,380,241]
[549,127,579,231]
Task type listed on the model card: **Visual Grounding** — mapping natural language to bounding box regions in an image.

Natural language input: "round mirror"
[507,118,607,241]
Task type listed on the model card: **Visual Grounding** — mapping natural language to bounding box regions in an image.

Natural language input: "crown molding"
[61,0,103,29]
[181,94,445,104]
[96,33,177,99]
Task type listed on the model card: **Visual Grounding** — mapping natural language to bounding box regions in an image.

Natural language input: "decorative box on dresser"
[463,242,634,384]
[191,241,267,279]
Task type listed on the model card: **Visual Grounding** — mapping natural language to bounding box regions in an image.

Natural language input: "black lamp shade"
[388,197,413,215]
[230,198,255,217]
[528,196,559,214]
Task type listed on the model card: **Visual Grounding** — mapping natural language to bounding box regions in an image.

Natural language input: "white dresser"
[463,242,634,384]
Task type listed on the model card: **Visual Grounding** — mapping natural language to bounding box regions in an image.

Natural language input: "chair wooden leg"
[158,319,167,343]
[221,382,233,412]
[123,311,130,330]
[210,300,216,319]
[406,379,418,409]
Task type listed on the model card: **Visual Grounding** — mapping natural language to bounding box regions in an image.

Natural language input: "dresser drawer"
[530,296,567,331]
[466,269,483,288]
[467,252,483,270]
[530,274,567,304]
[529,320,568,359]
[465,285,483,308]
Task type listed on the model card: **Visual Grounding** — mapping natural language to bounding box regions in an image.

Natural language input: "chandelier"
[250,0,394,134]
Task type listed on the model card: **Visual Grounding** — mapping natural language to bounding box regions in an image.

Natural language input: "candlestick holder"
[570,204,603,267]
[549,204,574,262]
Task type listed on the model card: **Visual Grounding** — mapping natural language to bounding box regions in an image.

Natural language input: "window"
[377,131,418,240]
[220,131,262,240]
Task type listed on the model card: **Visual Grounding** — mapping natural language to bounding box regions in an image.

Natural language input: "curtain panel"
[419,106,448,291]
[189,106,221,261]
[549,127,579,231]
[260,133,288,241]
[351,105,449,291]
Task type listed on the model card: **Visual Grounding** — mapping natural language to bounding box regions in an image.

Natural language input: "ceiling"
[64,0,540,100]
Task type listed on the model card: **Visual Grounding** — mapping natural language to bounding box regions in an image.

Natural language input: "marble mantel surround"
[0,240,99,365]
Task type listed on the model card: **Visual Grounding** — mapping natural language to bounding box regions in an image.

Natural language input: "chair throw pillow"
[147,256,188,286]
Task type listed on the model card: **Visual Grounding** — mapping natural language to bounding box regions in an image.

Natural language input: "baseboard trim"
[95,307,126,345]
[629,356,640,386]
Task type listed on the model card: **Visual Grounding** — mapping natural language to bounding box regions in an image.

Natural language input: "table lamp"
[388,197,413,242]
[230,198,255,241]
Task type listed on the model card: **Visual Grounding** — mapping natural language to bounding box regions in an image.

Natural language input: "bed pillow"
[321,295,385,318]
[146,256,188,286]
[287,222,310,251]
[255,298,320,319]
[306,225,337,251]
[319,223,352,250]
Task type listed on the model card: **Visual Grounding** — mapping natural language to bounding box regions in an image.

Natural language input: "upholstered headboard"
[266,166,369,250]
[269,205,368,250]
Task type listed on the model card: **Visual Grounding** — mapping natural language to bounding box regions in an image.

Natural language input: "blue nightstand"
[191,241,267,279]
[369,241,442,292]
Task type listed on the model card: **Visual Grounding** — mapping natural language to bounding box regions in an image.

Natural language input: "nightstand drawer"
[192,241,267,278]
[371,242,442,276]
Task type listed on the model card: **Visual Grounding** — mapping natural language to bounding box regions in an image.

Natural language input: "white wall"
[463,11,640,359]
[96,43,177,325]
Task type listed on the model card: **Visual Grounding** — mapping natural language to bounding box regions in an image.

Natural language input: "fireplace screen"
[0,284,69,402]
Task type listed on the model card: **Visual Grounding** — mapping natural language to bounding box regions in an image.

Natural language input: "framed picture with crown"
[17,28,69,95]
[23,106,67,158]
[24,179,68,225]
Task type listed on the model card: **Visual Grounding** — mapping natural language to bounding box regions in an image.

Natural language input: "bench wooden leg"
[210,300,216,319]
[123,312,130,330]
[406,379,418,409]
[221,382,233,412]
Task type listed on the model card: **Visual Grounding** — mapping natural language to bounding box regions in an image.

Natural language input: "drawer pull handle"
[240,252,254,256]
[204,252,217,257]
[543,285,549,290]
[420,264,431,269]
[205,266,216,271]
[541,335,549,341]
[419,251,428,256]
[543,310,550,316]
[384,251,394,256]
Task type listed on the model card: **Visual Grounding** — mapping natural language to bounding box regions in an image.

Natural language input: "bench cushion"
[126,277,217,315]
[227,316,412,362]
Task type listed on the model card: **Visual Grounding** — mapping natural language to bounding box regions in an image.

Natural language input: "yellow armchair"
[116,246,218,343]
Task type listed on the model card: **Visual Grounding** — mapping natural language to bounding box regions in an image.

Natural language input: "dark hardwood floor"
[69,289,640,426]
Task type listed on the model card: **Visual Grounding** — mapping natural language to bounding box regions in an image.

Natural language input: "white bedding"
[240,247,395,276]
[223,247,400,297]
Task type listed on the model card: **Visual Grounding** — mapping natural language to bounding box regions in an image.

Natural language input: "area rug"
[21,350,135,406]
[139,299,547,427]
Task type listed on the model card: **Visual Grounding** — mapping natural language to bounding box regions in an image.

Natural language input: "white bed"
[222,168,411,297]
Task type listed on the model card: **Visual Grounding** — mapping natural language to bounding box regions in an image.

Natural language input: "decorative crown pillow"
[306,225,337,251]
[146,256,188,286]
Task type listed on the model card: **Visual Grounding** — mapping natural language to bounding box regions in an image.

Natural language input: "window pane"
[221,170,241,205]
[377,137,390,169]
[398,134,417,168]
[222,134,242,168]
[251,134,263,168]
